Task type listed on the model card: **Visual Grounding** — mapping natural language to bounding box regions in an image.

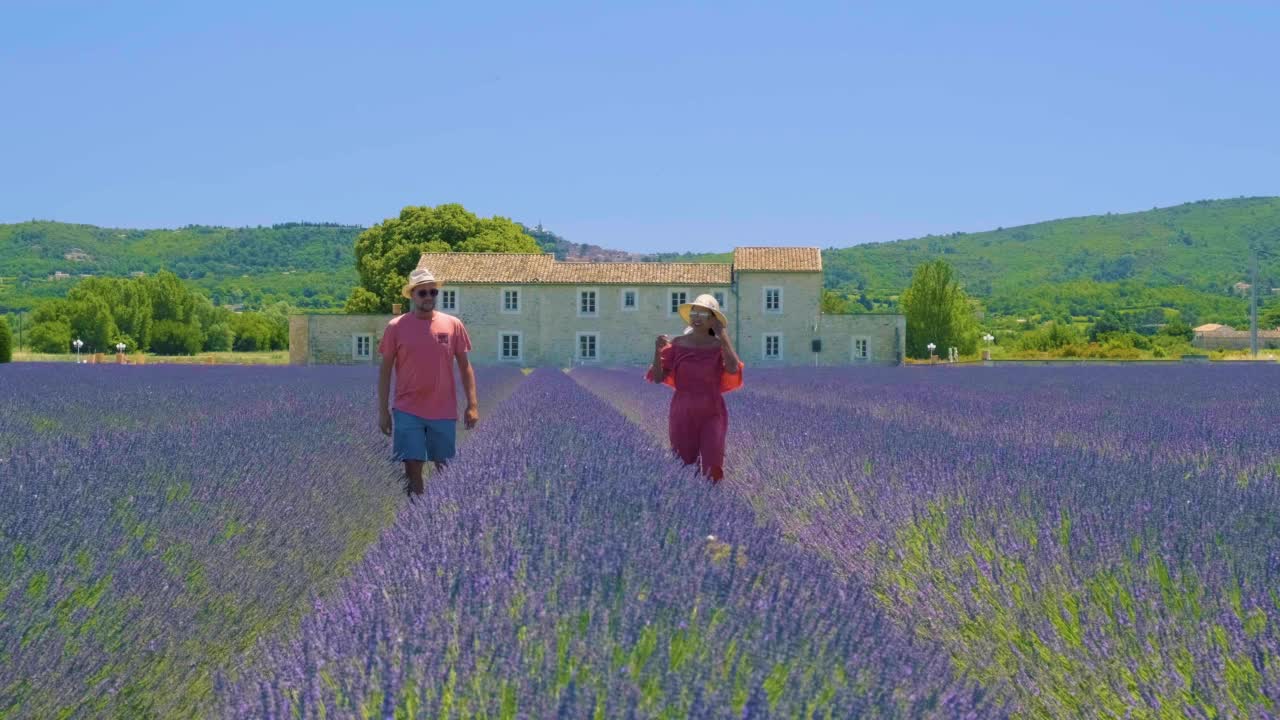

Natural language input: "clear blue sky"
[2,1,1277,253]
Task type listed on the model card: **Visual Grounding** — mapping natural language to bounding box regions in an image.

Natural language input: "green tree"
[204,323,235,352]
[1160,319,1194,341]
[0,315,11,363]
[1017,322,1083,352]
[149,320,203,355]
[71,277,154,351]
[1088,310,1131,342]
[900,259,978,358]
[67,294,119,352]
[351,203,540,310]
[344,287,384,314]
[820,289,853,314]
[228,312,285,351]
[28,321,72,354]
[147,270,196,323]
[1262,302,1280,330]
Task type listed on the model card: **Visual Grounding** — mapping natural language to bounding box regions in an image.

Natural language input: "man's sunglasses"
[415,288,440,298]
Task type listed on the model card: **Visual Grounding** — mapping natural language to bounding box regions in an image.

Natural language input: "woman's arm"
[712,320,741,373]
[718,329,741,373]
[649,334,671,383]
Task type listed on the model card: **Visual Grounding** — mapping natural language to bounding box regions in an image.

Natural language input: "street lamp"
[983,333,994,344]
[72,338,84,363]
[115,342,127,362]
[926,342,936,362]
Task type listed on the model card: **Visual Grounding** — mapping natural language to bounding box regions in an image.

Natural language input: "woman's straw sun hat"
[678,293,728,328]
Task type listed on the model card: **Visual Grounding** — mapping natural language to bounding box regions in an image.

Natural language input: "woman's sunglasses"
[414,288,440,298]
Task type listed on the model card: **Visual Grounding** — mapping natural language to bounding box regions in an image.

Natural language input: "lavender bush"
[219,369,989,718]
[0,363,524,719]
[6,359,1277,718]
[571,365,1280,718]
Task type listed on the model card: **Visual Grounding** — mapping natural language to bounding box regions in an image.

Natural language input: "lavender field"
[2,363,1279,718]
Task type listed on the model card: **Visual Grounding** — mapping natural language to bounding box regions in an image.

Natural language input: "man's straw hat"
[401,268,444,298]
[678,293,728,328]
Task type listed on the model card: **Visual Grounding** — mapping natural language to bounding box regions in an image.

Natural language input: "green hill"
[4,197,1278,327]
[822,197,1280,326]
[0,222,362,312]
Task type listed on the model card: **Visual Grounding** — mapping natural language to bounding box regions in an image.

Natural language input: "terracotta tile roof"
[733,247,822,272]
[415,253,731,285]
[414,254,555,283]
[546,261,731,285]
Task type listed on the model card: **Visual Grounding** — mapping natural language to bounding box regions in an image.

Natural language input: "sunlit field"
[3,363,1278,718]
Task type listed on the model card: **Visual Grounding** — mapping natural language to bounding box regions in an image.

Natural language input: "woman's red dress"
[645,342,744,481]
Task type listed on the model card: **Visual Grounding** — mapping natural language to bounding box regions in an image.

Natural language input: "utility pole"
[1251,246,1259,358]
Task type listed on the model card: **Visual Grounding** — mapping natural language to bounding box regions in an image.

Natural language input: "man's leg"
[404,460,426,495]
[425,420,457,476]
[393,409,430,497]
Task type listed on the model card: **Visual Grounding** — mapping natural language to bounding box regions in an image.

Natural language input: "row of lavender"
[570,365,1280,718]
[0,364,525,719]
[219,369,992,718]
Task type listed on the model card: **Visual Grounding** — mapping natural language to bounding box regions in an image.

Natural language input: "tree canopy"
[0,315,11,363]
[348,204,540,312]
[901,259,978,359]
[23,272,288,355]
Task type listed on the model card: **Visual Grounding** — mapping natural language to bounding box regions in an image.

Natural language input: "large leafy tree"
[901,259,978,358]
[0,315,11,363]
[348,203,540,312]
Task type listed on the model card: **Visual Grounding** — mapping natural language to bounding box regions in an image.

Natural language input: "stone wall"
[289,314,391,365]
[733,271,823,365]
[1194,331,1280,350]
[814,314,905,366]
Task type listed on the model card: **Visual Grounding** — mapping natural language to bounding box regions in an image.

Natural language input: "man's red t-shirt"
[379,312,472,420]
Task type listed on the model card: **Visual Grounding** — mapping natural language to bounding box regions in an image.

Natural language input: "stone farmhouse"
[290,247,905,367]
[1192,323,1280,351]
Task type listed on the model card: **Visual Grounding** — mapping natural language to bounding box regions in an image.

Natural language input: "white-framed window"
[669,289,688,315]
[852,336,870,362]
[501,287,521,314]
[712,290,728,311]
[621,288,638,312]
[764,286,783,313]
[499,331,523,362]
[439,289,458,312]
[575,332,599,361]
[578,288,598,317]
[763,333,783,360]
[352,333,372,361]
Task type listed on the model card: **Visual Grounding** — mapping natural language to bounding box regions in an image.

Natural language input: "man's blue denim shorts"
[392,409,457,463]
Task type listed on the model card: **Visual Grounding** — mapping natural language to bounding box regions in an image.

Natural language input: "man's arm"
[456,352,479,429]
[378,353,394,435]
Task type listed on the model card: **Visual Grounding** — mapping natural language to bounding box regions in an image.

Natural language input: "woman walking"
[646,294,744,482]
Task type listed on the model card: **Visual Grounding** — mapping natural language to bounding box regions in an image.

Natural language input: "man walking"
[378,267,479,497]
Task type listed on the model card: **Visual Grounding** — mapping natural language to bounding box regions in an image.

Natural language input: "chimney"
[391,303,403,315]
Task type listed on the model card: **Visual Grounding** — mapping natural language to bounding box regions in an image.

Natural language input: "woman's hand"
[710,317,729,344]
